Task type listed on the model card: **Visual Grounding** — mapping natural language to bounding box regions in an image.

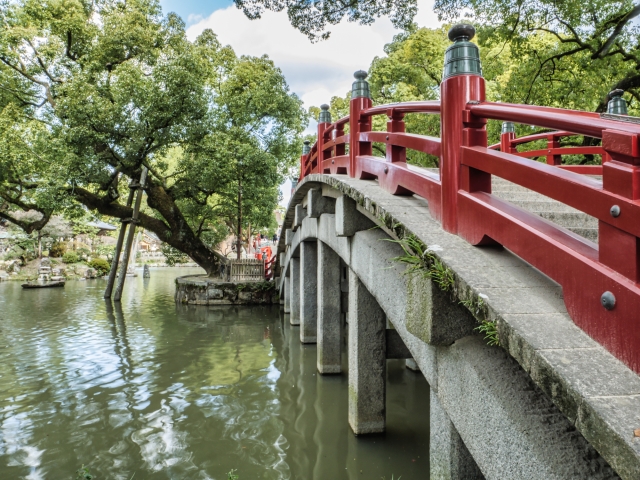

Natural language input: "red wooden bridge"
[296,24,640,375]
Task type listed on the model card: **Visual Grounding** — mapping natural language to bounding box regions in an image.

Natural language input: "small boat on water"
[21,281,65,289]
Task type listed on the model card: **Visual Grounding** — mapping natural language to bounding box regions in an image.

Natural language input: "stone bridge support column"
[348,268,386,435]
[317,240,342,374]
[290,257,301,325]
[283,276,291,313]
[300,240,318,343]
[430,390,484,480]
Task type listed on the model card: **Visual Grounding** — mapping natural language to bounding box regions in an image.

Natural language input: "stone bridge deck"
[275,173,640,480]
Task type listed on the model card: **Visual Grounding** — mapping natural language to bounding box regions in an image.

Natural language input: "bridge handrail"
[487,129,606,174]
[361,100,442,117]
[294,43,640,375]
[469,101,640,138]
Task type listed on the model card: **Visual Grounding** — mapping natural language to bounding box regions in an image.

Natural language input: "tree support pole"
[104,180,137,299]
[113,168,148,302]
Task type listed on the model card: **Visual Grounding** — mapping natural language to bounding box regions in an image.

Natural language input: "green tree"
[434,0,640,111]
[310,27,450,167]
[0,0,305,274]
[233,0,418,41]
[312,19,636,166]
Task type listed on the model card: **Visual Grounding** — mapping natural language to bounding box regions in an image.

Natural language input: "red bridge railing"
[296,25,640,375]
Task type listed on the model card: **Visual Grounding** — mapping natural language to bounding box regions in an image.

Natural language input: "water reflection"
[0,268,429,479]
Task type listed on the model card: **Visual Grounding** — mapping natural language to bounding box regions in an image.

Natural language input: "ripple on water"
[0,269,431,479]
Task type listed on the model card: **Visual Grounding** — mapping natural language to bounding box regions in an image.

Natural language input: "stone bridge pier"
[276,175,640,480]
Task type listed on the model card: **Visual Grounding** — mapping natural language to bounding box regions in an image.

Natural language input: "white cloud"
[186,0,442,112]
[185,1,442,207]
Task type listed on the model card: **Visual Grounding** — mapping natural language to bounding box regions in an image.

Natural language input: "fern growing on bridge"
[390,234,499,346]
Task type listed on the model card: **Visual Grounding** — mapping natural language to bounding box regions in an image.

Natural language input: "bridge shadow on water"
[177,303,432,479]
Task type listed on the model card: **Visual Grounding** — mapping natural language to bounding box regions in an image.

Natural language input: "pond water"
[0,268,430,479]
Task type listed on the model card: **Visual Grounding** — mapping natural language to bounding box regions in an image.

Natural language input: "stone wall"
[175,275,278,305]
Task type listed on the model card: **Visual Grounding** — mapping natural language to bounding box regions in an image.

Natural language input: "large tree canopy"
[0,0,306,273]
[434,0,640,110]
[233,0,418,41]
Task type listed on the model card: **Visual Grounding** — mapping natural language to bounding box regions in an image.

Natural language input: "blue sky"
[159,0,233,25]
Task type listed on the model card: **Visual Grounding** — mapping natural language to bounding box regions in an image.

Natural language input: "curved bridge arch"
[276,174,636,480]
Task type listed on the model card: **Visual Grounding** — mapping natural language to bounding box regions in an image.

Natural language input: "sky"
[158,0,443,205]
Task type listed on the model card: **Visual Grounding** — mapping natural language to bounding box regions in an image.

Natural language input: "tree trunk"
[37,231,42,259]
[72,183,223,275]
[236,180,242,260]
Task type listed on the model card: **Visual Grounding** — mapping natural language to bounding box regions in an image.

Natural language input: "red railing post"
[386,108,406,164]
[500,121,516,154]
[546,134,561,165]
[299,140,310,181]
[600,90,639,284]
[349,70,372,178]
[335,122,345,157]
[318,104,332,174]
[441,25,486,233]
[602,90,628,164]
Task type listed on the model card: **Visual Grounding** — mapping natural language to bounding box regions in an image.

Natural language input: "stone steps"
[408,167,599,242]
[492,177,598,243]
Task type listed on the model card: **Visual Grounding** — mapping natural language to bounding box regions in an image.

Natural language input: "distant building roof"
[87,221,117,231]
[143,230,161,242]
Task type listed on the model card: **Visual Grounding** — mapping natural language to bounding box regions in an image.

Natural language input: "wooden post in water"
[113,168,148,302]
[104,179,137,299]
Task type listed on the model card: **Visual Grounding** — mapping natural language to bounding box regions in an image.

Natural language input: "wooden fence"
[228,259,265,282]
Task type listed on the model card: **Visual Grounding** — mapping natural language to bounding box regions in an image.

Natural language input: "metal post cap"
[607,89,628,115]
[351,70,371,99]
[501,121,516,134]
[302,140,311,155]
[443,24,482,80]
[318,104,332,123]
[448,24,476,41]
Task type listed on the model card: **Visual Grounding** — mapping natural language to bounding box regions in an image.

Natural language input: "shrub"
[49,242,66,258]
[87,258,110,276]
[2,250,19,261]
[62,251,80,264]
[161,243,188,266]
[94,244,115,259]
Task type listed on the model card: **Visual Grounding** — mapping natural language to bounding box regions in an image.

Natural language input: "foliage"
[74,465,92,480]
[235,281,275,292]
[310,27,449,168]
[88,258,110,276]
[475,320,499,346]
[161,243,189,266]
[62,251,80,264]
[94,243,115,259]
[389,234,455,293]
[460,295,499,346]
[460,296,486,320]
[434,0,640,113]
[312,17,639,166]
[227,469,239,480]
[0,0,306,274]
[2,231,36,263]
[233,0,417,41]
[49,241,67,258]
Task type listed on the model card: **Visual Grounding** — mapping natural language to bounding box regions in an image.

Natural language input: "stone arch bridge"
[274,24,640,480]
